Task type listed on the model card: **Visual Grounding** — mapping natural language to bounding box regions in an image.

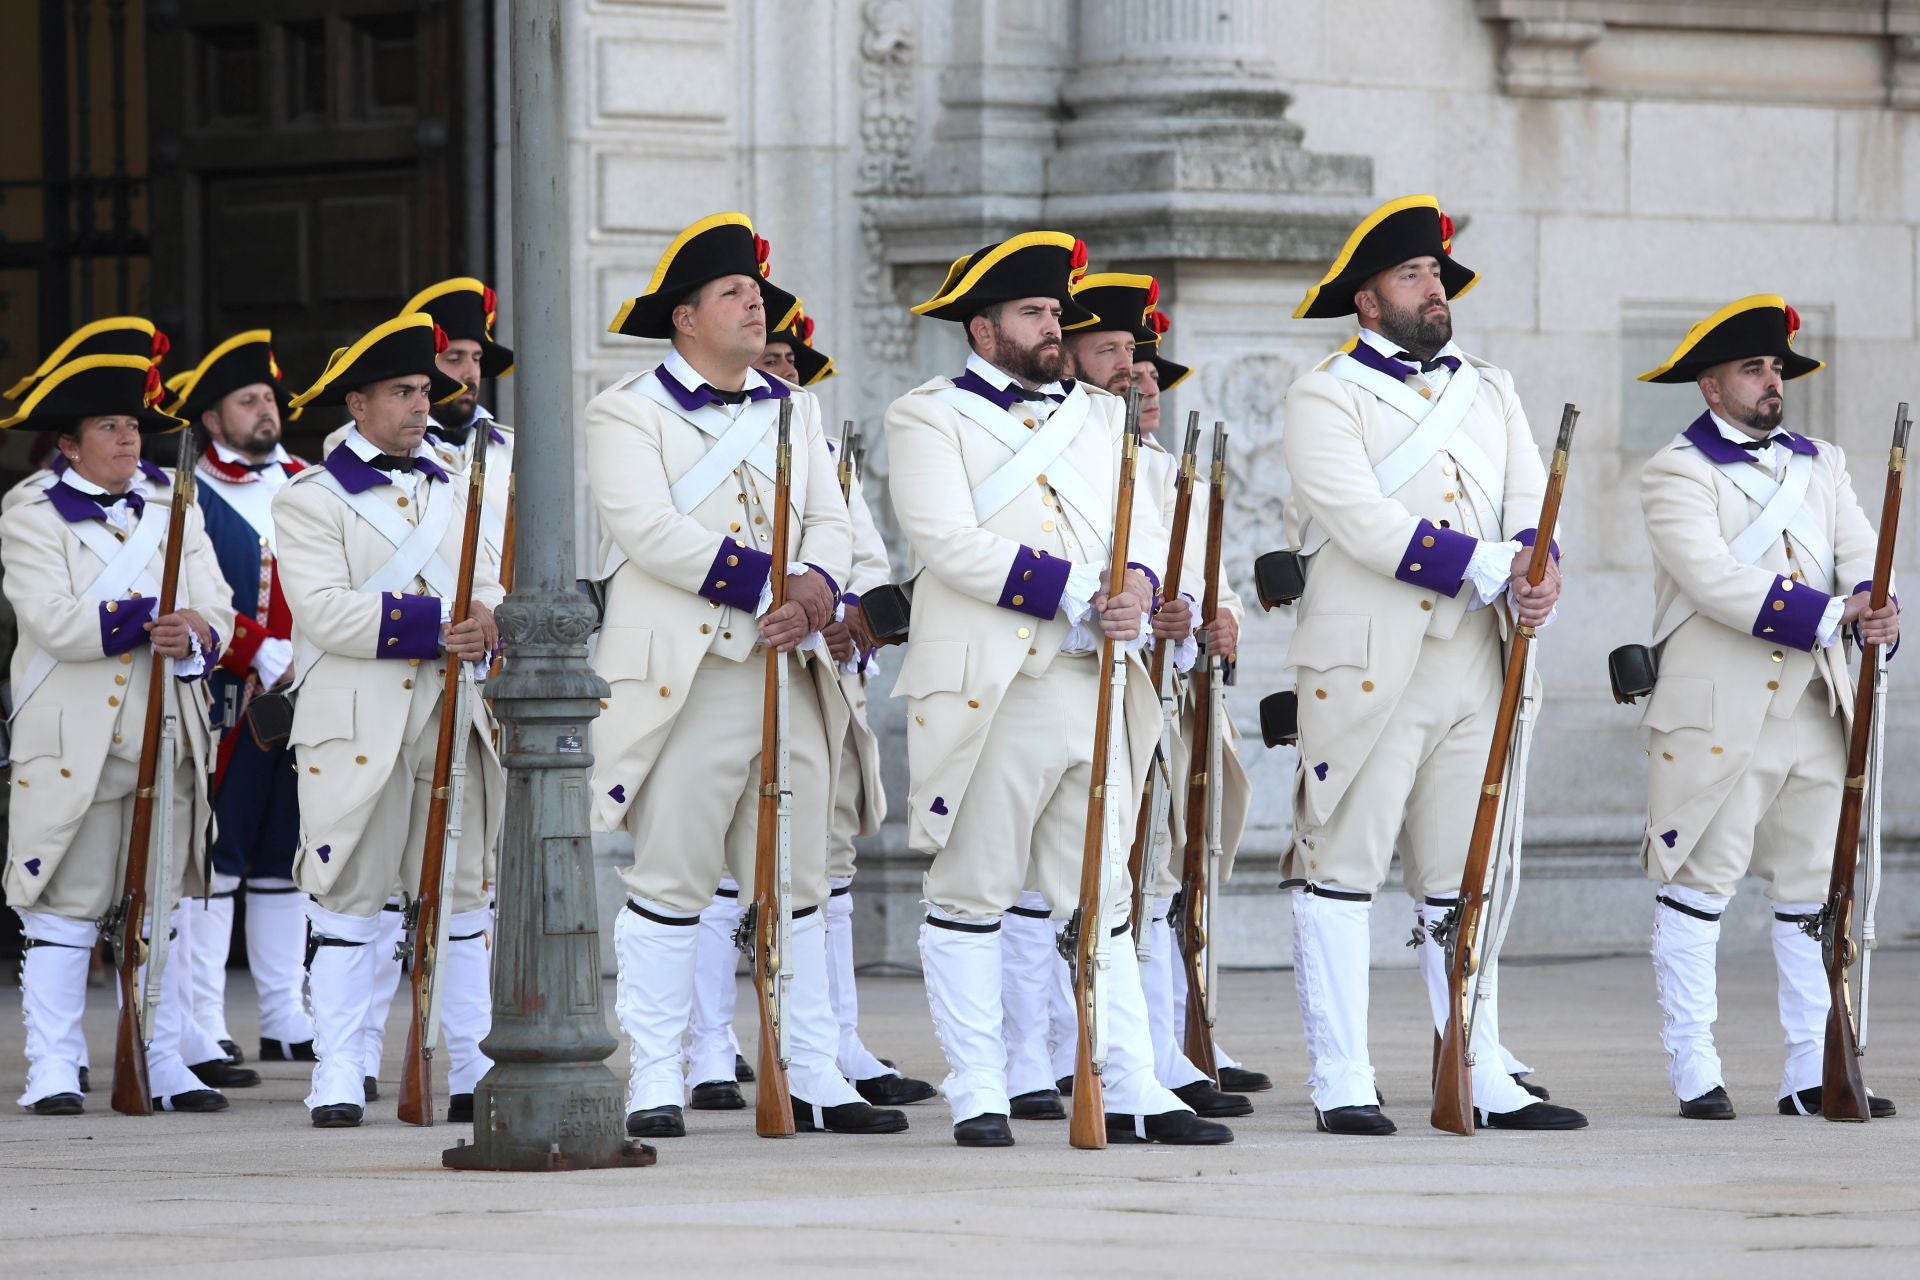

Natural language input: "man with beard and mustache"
[1281,195,1586,1135]
[1634,296,1897,1122]
[886,233,1229,1148]
[165,332,315,1075]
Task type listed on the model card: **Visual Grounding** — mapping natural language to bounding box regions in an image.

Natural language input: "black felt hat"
[401,277,515,378]
[287,314,466,411]
[608,212,800,341]
[1294,195,1478,321]
[167,330,291,423]
[766,306,835,386]
[0,354,187,434]
[1638,294,1823,384]
[6,316,167,402]
[912,231,1098,328]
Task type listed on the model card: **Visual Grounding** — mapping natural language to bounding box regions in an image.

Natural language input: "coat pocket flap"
[596,626,653,684]
[1284,613,1370,672]
[1641,675,1714,734]
[289,689,356,748]
[893,640,968,699]
[9,704,61,762]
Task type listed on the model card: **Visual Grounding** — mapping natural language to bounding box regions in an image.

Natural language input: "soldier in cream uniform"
[277,313,504,1128]
[1634,296,1898,1121]
[586,213,905,1140]
[683,309,935,1112]
[887,232,1229,1148]
[1,354,236,1114]
[1281,196,1586,1135]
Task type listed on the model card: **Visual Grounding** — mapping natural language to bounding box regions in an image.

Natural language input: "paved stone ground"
[0,949,1916,1278]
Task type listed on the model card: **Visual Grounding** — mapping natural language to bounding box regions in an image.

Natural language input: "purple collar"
[489,425,506,445]
[323,442,451,494]
[47,479,144,524]
[951,369,1074,413]
[1347,339,1460,380]
[51,454,170,488]
[657,364,791,414]
[1682,411,1818,465]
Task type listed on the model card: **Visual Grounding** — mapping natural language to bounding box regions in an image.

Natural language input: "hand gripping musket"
[1431,403,1577,1136]
[1065,386,1144,1150]
[1817,401,1908,1121]
[107,426,200,1116]
[1128,413,1201,957]
[1176,422,1229,1084]
[744,397,799,1137]
[396,425,491,1127]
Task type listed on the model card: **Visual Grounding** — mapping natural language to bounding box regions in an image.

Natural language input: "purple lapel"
[951,369,1072,413]
[45,481,109,524]
[657,363,793,413]
[1346,338,1460,380]
[1683,411,1819,465]
[488,425,506,445]
[323,443,450,492]
[50,454,170,488]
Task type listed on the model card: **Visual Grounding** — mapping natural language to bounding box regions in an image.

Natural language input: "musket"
[1817,400,1909,1121]
[1432,403,1578,1136]
[108,426,199,1116]
[397,425,491,1126]
[1066,385,1143,1150]
[1127,414,1201,955]
[499,472,518,594]
[746,397,798,1137]
[837,419,856,503]
[1175,422,1228,1083]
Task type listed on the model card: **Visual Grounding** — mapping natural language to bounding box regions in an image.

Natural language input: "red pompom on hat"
[151,329,171,363]
[143,362,164,407]
[1145,278,1160,307]
[753,235,772,278]
[1069,238,1088,272]
[797,313,816,344]
[1784,304,1801,341]
[433,323,450,354]
[1147,309,1171,336]
[482,285,498,325]
[1438,211,1455,251]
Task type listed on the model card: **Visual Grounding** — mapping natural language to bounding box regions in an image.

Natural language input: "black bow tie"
[704,385,752,406]
[1732,434,1779,452]
[1006,385,1054,402]
[85,489,141,508]
[241,460,274,472]
[1393,350,1456,374]
[368,454,418,473]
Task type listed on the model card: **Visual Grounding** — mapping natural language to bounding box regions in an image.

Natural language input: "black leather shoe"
[447,1093,474,1124]
[77,1067,90,1094]
[158,1090,230,1113]
[1479,1101,1588,1130]
[1514,1073,1551,1101]
[218,1038,245,1066]
[1172,1081,1253,1118]
[689,1080,745,1111]
[734,1054,755,1083]
[1010,1089,1066,1120]
[28,1093,83,1116]
[625,1105,685,1138]
[791,1098,908,1134]
[1108,1110,1234,1145]
[953,1113,1014,1147]
[190,1059,261,1089]
[311,1103,363,1128]
[1680,1086,1735,1120]
[855,1073,937,1106]
[1055,1074,1073,1096]
[259,1038,317,1062]
[1217,1066,1272,1093]
[1778,1086,1896,1118]
[363,1076,380,1102]
[1316,1104,1396,1135]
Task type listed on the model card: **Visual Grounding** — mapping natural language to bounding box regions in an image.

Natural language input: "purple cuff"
[698,539,773,612]
[1395,520,1476,597]
[176,627,222,683]
[841,591,861,609]
[1513,528,1562,561]
[1851,581,1901,660]
[1753,574,1829,652]
[1128,561,1163,613]
[99,597,158,656]
[804,564,840,602]
[999,546,1070,619]
[377,592,444,659]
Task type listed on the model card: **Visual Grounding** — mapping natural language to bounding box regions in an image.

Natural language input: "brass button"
[1662,752,1675,761]
[1028,647,1038,656]
[390,609,403,621]
[1409,563,1422,573]
[114,734,123,744]
[1772,600,1786,612]
[260,536,269,547]
[730,522,741,532]
[1439,520,1451,529]
[710,601,720,609]
[1315,689,1327,700]
[59,768,71,778]
[119,653,132,665]
[1022,570,1033,582]
[1711,746,1724,754]
[1012,594,1025,606]
[1781,580,1794,592]
[700,623,712,634]
[1771,651,1784,662]
[1361,680,1374,692]
[1043,495,1055,508]
[727,555,739,567]
[355,755,368,765]
[1042,520,1055,532]
[1017,627,1031,639]
[722,631,732,640]
[114,675,126,686]
[403,679,414,689]
[755,515,766,525]
[1420,600,1432,611]
[1767,680,1780,690]
[659,686,671,697]
[387,637,399,646]
[397,496,409,508]
[967,699,980,709]
[1037,474,1048,487]
[1422,536,1435,548]
[715,580,727,590]
[599,699,609,709]
[409,658,421,667]
[105,601,117,613]
[1442,463,1455,477]
[738,494,747,504]
[107,696,119,707]
[1444,491,1457,502]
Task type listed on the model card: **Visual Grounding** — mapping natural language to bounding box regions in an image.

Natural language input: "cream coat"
[1280,352,1548,827]
[582,371,853,836]
[271,460,504,899]
[1637,429,1879,879]
[1,479,235,906]
[884,378,1170,854]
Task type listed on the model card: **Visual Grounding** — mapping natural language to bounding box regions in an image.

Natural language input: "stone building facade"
[496,0,1920,966]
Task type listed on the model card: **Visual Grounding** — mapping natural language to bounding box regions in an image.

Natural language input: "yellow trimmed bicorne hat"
[5,316,167,401]
[0,354,187,434]
[287,314,466,411]
[1136,308,1192,392]
[912,232,1097,327]
[167,329,290,422]
[1070,271,1158,338]
[1294,194,1478,320]
[1638,294,1823,384]
[608,212,800,341]
[401,277,514,378]
[766,305,835,386]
